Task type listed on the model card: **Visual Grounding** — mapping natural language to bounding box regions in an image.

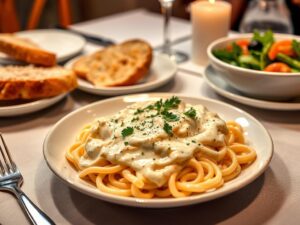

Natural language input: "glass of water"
[239,0,293,33]
[158,0,188,63]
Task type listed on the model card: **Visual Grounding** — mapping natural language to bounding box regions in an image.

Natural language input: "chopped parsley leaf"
[162,111,179,122]
[121,127,134,138]
[124,141,129,146]
[163,96,181,110]
[146,104,154,110]
[131,117,139,122]
[154,99,163,111]
[163,122,173,135]
[134,108,144,115]
[184,107,196,119]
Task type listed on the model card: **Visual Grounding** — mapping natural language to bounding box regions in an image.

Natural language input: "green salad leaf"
[252,30,274,70]
[276,53,300,70]
[292,40,300,58]
[212,42,242,64]
[252,30,274,46]
[238,55,261,70]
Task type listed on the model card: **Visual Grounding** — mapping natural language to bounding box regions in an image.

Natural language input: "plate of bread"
[0,30,79,117]
[65,39,177,96]
[0,29,86,64]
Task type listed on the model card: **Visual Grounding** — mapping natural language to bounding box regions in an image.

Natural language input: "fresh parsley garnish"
[163,96,181,110]
[134,96,180,115]
[154,99,163,111]
[184,107,196,119]
[162,111,179,122]
[132,97,183,135]
[124,141,129,146]
[121,127,134,138]
[134,108,144,115]
[163,122,173,135]
[131,117,139,122]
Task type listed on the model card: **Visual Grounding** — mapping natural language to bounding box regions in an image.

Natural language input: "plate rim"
[64,53,178,96]
[0,29,86,63]
[203,65,300,111]
[43,93,273,207]
[0,94,66,117]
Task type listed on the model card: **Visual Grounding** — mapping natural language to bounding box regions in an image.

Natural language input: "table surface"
[1,9,300,225]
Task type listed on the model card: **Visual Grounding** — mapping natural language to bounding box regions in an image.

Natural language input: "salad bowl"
[207,33,300,100]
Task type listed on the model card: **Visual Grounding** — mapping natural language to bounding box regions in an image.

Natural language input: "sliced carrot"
[264,62,291,73]
[268,40,295,60]
[241,46,249,55]
[226,39,250,55]
[226,44,233,52]
[236,39,250,47]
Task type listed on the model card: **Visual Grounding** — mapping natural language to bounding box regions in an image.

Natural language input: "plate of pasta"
[43,93,273,207]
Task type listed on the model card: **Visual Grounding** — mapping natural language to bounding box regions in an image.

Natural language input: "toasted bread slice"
[0,66,77,100]
[72,39,152,87]
[0,34,56,66]
[72,55,91,79]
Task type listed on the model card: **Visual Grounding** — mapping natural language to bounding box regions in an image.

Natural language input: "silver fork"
[0,134,55,225]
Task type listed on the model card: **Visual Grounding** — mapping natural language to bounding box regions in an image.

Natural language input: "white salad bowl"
[207,33,300,100]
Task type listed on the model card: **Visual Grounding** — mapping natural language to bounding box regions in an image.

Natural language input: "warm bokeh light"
[208,0,216,4]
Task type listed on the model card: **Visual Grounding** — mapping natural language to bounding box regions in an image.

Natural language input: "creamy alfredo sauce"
[80,97,228,187]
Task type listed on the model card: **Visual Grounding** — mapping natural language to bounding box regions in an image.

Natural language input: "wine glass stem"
[161,2,173,56]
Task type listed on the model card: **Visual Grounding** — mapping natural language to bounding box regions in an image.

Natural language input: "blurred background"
[0,0,299,34]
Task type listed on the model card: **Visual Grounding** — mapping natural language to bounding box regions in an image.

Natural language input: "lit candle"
[191,0,231,65]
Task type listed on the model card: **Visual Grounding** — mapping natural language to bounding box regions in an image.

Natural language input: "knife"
[55,25,115,47]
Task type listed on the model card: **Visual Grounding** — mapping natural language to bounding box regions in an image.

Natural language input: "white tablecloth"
[1,9,300,225]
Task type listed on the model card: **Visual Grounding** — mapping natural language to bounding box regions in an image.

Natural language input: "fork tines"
[0,134,16,175]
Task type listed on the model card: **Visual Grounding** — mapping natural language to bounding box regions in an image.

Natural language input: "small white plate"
[204,65,300,111]
[44,93,273,208]
[65,54,177,96]
[0,29,86,64]
[0,94,66,117]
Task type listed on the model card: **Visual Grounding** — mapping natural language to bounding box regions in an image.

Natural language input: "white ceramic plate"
[0,94,66,117]
[43,93,273,208]
[204,65,300,111]
[65,54,177,96]
[0,29,86,64]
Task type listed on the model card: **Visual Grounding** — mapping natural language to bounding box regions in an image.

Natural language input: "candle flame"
[208,0,215,4]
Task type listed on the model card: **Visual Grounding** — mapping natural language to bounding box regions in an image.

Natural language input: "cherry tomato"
[264,62,292,73]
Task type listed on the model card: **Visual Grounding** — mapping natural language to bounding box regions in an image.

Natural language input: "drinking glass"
[158,0,188,63]
[239,0,293,33]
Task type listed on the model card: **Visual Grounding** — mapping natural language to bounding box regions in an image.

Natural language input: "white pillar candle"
[191,0,231,65]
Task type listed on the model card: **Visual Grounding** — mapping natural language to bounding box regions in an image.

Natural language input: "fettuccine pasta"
[66,97,256,198]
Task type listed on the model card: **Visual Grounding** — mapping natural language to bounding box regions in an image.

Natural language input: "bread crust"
[72,39,152,87]
[72,55,89,79]
[0,66,77,100]
[0,34,56,66]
